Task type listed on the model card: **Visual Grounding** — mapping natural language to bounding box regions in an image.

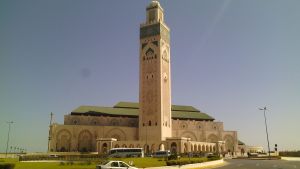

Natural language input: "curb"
[145,159,224,169]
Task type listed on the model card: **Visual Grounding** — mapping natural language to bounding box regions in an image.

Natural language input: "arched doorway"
[144,144,150,154]
[171,142,177,154]
[102,143,108,154]
[184,143,188,153]
[56,129,71,152]
[224,135,234,153]
[198,145,202,152]
[159,143,165,151]
[194,144,197,152]
[78,130,93,152]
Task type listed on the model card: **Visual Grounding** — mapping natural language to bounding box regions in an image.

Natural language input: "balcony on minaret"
[145,1,164,25]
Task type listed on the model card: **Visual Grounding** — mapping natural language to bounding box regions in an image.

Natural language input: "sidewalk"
[145,159,224,169]
[281,157,300,161]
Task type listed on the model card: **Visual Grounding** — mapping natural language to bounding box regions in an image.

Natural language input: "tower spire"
[146,0,164,24]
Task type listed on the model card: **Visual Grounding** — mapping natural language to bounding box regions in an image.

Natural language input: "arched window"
[148,120,152,126]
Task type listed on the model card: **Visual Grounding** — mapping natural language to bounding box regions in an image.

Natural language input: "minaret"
[139,1,172,142]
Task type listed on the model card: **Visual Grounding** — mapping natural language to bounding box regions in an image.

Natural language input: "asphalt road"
[214,159,300,169]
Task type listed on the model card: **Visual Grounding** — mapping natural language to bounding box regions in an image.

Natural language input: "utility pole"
[5,121,14,158]
[48,112,54,152]
[259,106,271,158]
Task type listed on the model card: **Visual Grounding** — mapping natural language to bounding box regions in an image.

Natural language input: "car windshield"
[119,162,129,167]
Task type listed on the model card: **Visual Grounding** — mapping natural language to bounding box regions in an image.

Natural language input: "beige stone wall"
[49,124,138,152]
[64,115,138,127]
[50,117,238,153]
[172,119,237,153]
[139,33,172,141]
[172,120,225,141]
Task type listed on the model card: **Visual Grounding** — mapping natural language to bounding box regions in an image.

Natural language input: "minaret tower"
[139,1,172,142]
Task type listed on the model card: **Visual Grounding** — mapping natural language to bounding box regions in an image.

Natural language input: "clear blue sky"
[0,0,299,152]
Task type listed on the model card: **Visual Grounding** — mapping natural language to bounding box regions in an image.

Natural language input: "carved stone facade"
[139,0,172,142]
[49,1,238,154]
[50,113,237,153]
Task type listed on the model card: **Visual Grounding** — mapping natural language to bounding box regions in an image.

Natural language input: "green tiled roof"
[72,106,139,117]
[71,102,214,121]
[171,105,200,112]
[114,102,200,112]
[172,111,213,120]
[114,102,139,109]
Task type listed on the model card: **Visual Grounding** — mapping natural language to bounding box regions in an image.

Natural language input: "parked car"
[248,152,259,157]
[48,154,59,158]
[96,161,137,169]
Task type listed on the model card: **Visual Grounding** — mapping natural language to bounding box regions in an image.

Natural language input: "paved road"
[213,159,300,169]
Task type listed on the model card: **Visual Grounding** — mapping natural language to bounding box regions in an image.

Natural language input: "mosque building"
[48,1,238,154]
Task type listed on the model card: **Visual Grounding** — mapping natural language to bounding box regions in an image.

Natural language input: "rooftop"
[71,102,214,121]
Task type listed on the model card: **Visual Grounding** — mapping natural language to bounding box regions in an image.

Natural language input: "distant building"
[48,1,238,154]
[237,140,264,156]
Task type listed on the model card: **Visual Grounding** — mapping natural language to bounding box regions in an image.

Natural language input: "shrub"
[79,161,92,165]
[168,154,178,160]
[0,163,15,169]
[59,162,65,166]
[166,157,217,166]
[207,156,221,161]
[67,161,74,165]
[166,161,172,166]
[279,151,300,157]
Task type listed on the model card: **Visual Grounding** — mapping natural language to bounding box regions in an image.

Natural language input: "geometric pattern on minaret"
[139,1,172,142]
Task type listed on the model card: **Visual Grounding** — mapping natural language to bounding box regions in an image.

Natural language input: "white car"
[96,161,138,169]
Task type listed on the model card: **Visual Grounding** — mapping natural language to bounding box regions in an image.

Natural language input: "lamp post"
[5,121,14,158]
[48,112,54,152]
[259,106,271,158]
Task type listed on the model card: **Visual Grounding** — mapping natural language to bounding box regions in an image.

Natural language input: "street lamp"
[5,121,14,158]
[259,106,271,158]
